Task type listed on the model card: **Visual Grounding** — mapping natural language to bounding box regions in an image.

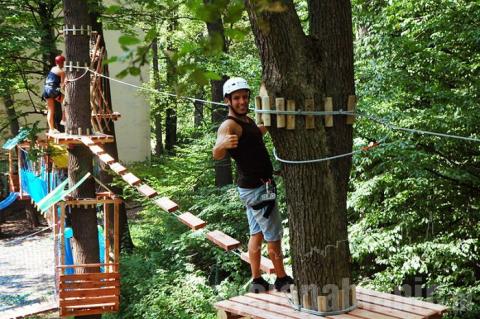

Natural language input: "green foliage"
[351,1,480,317]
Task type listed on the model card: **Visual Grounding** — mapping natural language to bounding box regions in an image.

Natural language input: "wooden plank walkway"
[215,289,448,319]
[0,302,57,319]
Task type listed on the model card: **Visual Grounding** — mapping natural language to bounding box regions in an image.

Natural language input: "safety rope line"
[273,137,387,165]
[68,65,480,165]
[65,68,89,83]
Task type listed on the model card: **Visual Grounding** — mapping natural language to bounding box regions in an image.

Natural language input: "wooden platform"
[215,288,448,319]
[0,302,57,319]
[46,132,114,145]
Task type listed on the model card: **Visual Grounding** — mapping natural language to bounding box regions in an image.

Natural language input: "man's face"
[226,89,250,116]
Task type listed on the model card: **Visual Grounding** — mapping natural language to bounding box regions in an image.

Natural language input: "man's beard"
[229,105,248,116]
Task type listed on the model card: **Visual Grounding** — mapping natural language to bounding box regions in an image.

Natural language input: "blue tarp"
[2,128,30,150]
[0,192,18,211]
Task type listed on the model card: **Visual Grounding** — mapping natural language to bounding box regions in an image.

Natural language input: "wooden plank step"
[230,295,356,319]
[80,136,96,146]
[215,300,292,319]
[207,230,241,251]
[154,197,179,212]
[356,292,439,317]
[98,153,115,165]
[358,301,424,319]
[60,272,120,282]
[178,212,207,230]
[356,287,448,313]
[89,144,105,155]
[121,172,141,186]
[137,184,158,198]
[60,305,117,317]
[60,297,118,308]
[59,287,119,299]
[240,251,275,274]
[349,309,398,319]
[109,162,127,174]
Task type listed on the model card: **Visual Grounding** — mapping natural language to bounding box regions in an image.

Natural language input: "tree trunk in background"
[165,107,176,152]
[151,36,164,155]
[89,1,134,252]
[193,90,204,128]
[246,0,354,306]
[63,1,100,318]
[206,10,233,186]
[2,92,19,136]
[164,18,178,153]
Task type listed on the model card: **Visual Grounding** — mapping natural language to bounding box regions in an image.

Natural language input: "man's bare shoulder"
[219,119,241,135]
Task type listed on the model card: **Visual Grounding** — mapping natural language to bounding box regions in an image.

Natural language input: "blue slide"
[0,192,18,211]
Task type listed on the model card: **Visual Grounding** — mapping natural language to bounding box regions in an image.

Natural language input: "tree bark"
[193,91,204,128]
[90,0,134,252]
[245,0,354,305]
[63,1,100,318]
[151,36,164,155]
[164,18,178,153]
[2,91,19,136]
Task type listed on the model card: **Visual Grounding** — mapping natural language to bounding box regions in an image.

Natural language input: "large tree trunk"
[151,36,164,155]
[164,19,178,153]
[246,0,354,308]
[89,0,134,252]
[2,91,19,136]
[63,1,100,318]
[193,91,204,128]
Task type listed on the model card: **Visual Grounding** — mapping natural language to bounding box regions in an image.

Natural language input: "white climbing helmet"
[223,77,250,97]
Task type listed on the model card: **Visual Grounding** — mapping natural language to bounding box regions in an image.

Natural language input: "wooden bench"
[215,288,448,319]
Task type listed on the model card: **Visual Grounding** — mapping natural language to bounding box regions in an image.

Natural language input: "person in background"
[42,55,66,134]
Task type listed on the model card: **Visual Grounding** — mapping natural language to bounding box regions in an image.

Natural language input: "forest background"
[0,0,478,318]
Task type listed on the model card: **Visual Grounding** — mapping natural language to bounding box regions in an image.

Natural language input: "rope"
[273,137,387,165]
[70,65,228,108]
[68,65,480,165]
[66,68,89,83]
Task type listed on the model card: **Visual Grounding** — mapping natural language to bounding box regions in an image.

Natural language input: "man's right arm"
[212,122,238,160]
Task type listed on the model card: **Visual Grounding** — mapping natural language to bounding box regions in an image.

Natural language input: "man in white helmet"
[213,77,293,293]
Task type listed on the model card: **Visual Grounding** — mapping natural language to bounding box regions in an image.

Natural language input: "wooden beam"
[324,97,333,127]
[286,100,295,130]
[206,230,241,251]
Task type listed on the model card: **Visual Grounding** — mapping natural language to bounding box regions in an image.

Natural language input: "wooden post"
[302,291,312,310]
[291,285,299,306]
[305,98,315,129]
[324,97,333,127]
[317,295,327,312]
[104,202,110,273]
[114,201,119,272]
[60,202,66,274]
[53,204,58,267]
[287,100,296,130]
[275,98,286,128]
[17,146,22,196]
[255,96,262,124]
[350,285,357,306]
[347,95,356,125]
[261,96,271,127]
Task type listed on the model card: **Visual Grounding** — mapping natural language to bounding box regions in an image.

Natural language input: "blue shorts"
[238,184,283,242]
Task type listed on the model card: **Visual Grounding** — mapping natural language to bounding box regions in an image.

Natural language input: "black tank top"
[226,116,273,188]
